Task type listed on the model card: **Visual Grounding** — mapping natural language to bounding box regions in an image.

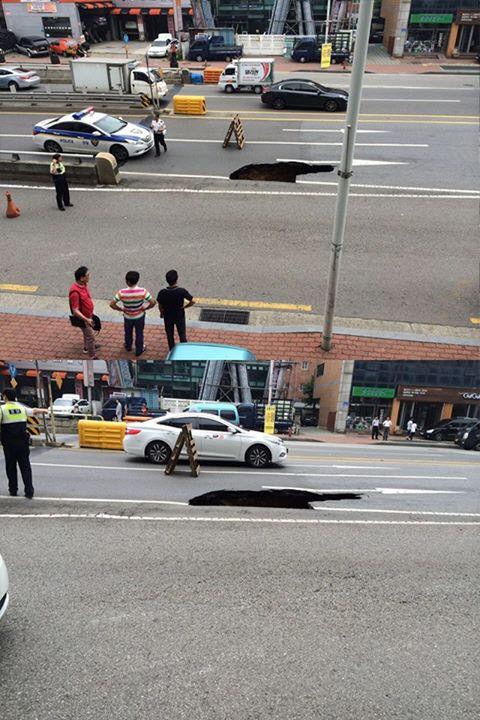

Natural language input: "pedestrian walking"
[157,270,195,351]
[69,266,100,359]
[151,113,167,156]
[110,271,156,356]
[0,389,45,499]
[371,416,380,440]
[382,416,392,441]
[115,399,123,422]
[169,44,178,68]
[407,419,417,441]
[50,153,73,211]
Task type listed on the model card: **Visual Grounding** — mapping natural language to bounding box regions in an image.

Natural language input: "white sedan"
[33,106,154,163]
[123,412,288,468]
[0,554,9,621]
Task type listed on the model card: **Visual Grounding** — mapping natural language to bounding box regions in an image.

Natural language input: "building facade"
[1,0,194,43]
[314,361,480,433]
[380,1,480,57]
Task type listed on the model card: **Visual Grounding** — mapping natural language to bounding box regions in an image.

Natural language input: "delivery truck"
[187,35,243,62]
[218,58,275,94]
[70,57,168,98]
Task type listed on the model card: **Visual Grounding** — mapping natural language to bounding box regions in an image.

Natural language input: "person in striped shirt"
[110,271,156,356]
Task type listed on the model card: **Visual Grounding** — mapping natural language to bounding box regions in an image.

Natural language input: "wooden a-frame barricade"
[164,424,200,477]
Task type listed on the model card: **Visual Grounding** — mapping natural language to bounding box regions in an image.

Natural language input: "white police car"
[32,106,154,163]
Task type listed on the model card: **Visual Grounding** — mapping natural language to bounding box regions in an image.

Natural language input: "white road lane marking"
[120,172,480,195]
[30,462,467,481]
[0,134,427,147]
[277,157,408,166]
[0,495,188,506]
[313,507,480,517]
[1,183,477,200]
[1,513,478,526]
[283,128,390,133]
[262,486,463,494]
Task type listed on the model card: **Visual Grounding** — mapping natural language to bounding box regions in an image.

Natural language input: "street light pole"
[325,0,331,43]
[321,0,374,352]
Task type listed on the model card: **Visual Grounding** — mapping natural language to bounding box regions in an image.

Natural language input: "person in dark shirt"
[156,269,195,351]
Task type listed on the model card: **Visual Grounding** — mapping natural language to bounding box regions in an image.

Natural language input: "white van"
[148,33,174,58]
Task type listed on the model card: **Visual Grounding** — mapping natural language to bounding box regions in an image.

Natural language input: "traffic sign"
[8,363,16,378]
[123,34,129,44]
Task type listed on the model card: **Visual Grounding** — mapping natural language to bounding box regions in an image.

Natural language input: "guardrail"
[0,91,147,111]
[0,148,119,185]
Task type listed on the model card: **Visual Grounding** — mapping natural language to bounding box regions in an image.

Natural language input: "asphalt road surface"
[1,440,478,515]
[1,488,479,718]
[0,74,478,328]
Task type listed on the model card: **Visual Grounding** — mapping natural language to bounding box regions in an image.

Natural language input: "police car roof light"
[72,106,94,120]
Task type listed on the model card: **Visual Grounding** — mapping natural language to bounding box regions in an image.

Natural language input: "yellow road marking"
[0,283,38,293]
[196,297,312,312]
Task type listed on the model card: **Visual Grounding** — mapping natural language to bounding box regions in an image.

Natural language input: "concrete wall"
[314,360,344,430]
[0,157,98,185]
[380,0,411,56]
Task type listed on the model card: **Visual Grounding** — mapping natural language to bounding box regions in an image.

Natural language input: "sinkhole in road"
[229,161,335,183]
[189,489,362,510]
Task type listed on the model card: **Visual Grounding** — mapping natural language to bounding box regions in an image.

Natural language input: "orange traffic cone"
[5,191,20,219]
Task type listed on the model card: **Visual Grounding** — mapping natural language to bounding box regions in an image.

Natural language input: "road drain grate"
[189,489,362,510]
[200,309,250,325]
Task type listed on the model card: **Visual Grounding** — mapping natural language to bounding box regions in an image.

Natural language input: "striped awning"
[129,7,141,14]
[149,8,162,14]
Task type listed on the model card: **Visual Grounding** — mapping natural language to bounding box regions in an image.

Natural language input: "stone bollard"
[95,152,120,185]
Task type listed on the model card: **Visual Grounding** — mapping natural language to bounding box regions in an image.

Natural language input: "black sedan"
[455,420,480,450]
[423,417,477,442]
[261,79,348,112]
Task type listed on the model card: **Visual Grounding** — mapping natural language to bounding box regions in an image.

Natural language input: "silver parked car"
[0,66,41,91]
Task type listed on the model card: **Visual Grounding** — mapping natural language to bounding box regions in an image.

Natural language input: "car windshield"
[53,399,72,406]
[150,69,162,81]
[95,116,127,134]
[152,40,167,47]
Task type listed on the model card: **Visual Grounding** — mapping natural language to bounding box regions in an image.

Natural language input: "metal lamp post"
[321,0,374,351]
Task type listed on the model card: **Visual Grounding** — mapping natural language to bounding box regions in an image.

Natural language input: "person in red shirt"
[69,266,99,358]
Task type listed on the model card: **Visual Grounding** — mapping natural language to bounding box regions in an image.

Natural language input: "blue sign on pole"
[8,364,17,378]
[123,34,129,44]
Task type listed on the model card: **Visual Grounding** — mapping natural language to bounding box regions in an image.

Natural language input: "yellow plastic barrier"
[78,419,126,450]
[204,68,223,84]
[123,415,151,423]
[173,95,207,115]
[27,416,41,436]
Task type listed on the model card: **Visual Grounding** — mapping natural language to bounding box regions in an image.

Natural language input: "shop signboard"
[397,385,480,404]
[351,386,395,399]
[457,10,480,24]
[320,43,332,69]
[410,14,453,24]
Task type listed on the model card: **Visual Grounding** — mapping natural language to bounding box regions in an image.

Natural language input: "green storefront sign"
[352,386,396,399]
[410,13,453,25]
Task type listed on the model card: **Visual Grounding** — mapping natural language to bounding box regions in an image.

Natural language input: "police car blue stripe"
[33,125,148,143]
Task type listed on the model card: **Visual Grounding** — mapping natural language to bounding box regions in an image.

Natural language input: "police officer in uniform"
[50,153,73,211]
[0,388,39,498]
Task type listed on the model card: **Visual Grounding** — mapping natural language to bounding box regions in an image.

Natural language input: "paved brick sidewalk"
[1,312,478,360]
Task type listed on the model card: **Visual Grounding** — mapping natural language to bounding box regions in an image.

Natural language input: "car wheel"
[44,140,62,153]
[109,144,129,164]
[273,98,286,110]
[331,58,337,64]
[299,56,306,63]
[225,55,232,62]
[225,84,235,93]
[8,81,19,92]
[324,100,338,112]
[245,444,272,468]
[253,85,262,94]
[145,440,171,465]
[26,49,33,58]
[195,54,204,62]
[436,432,445,441]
